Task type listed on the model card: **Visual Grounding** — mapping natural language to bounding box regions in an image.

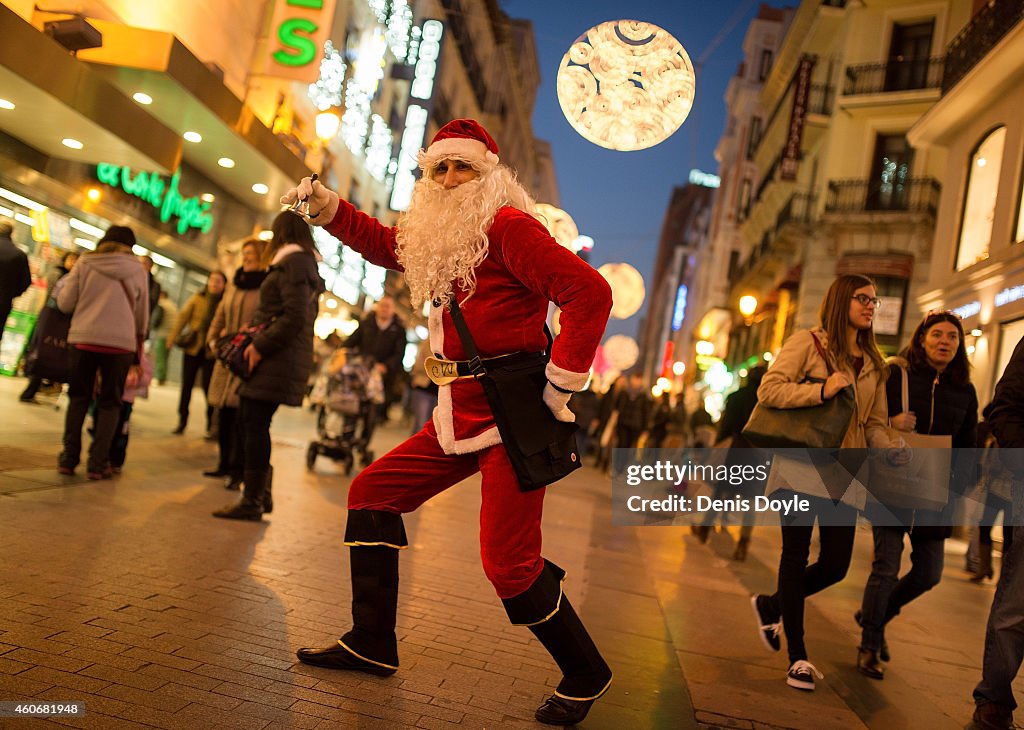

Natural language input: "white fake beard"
[395,177,497,308]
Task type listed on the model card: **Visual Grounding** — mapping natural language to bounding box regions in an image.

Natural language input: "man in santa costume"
[281,119,613,726]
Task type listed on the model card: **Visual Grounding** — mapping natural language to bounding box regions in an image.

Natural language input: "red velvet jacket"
[325,200,612,454]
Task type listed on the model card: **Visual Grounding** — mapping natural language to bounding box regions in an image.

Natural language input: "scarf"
[234,267,268,290]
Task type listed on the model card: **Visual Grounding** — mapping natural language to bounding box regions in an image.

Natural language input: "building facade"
[909,0,1024,401]
[0,0,556,375]
[725,0,972,376]
[636,183,714,391]
[686,4,792,405]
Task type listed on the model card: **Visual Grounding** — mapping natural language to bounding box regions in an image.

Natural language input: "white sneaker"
[786,660,823,691]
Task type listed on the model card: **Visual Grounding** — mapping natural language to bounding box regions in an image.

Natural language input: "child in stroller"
[307,348,383,474]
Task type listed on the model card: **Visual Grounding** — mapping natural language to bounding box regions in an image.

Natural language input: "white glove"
[543,382,576,423]
[279,177,340,225]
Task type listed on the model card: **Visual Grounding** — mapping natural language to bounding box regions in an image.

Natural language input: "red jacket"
[325,201,612,454]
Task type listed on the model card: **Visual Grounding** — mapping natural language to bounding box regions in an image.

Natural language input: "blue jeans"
[975,478,1024,710]
[859,527,944,651]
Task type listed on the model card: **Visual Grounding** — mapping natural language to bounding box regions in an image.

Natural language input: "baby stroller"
[307,350,382,475]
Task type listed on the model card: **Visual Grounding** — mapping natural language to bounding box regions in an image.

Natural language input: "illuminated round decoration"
[556,20,695,151]
[535,203,580,251]
[598,262,645,319]
[602,334,639,371]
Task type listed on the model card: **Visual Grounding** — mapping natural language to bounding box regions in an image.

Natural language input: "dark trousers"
[240,396,280,471]
[61,348,134,471]
[975,480,1024,710]
[217,405,244,477]
[859,528,944,651]
[178,353,214,429]
[109,402,134,468]
[762,493,857,663]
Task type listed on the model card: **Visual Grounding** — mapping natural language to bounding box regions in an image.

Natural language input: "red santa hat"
[417,118,500,171]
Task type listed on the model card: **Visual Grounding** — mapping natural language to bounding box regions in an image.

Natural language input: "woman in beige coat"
[202,240,266,489]
[749,273,901,692]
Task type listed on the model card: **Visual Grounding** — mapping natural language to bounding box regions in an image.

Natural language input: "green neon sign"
[96,164,214,235]
[272,1,327,68]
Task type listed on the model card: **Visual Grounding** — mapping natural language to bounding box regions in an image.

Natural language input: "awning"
[0,5,181,173]
[39,12,313,212]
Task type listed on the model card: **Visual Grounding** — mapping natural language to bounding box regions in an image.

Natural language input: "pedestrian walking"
[568,383,600,461]
[692,365,767,560]
[212,213,323,520]
[20,250,77,402]
[55,226,148,479]
[167,271,225,435]
[594,375,625,471]
[151,290,177,384]
[966,411,1013,583]
[855,310,977,680]
[749,274,901,692]
[408,337,438,434]
[203,239,266,490]
[103,348,154,473]
[282,119,614,726]
[0,219,31,348]
[970,334,1024,730]
[345,294,407,422]
[614,371,651,455]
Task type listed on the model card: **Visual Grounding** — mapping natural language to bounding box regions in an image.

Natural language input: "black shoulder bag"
[447,298,581,491]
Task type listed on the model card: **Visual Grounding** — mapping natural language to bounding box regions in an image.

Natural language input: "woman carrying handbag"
[854,310,977,680]
[202,239,267,489]
[212,212,324,521]
[749,274,902,692]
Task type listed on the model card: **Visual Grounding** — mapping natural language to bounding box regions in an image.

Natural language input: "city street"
[0,374,1019,729]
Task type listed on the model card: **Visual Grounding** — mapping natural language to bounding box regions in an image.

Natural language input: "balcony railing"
[776,193,816,228]
[843,57,944,95]
[731,193,816,285]
[824,177,941,216]
[943,0,1024,94]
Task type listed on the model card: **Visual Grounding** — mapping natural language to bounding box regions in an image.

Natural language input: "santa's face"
[430,158,479,188]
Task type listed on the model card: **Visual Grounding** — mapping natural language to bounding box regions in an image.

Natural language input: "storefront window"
[956,126,1006,271]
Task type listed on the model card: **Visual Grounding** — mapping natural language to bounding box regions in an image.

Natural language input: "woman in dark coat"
[855,310,978,680]
[213,212,324,521]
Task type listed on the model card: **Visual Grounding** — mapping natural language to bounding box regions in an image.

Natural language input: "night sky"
[500,0,766,339]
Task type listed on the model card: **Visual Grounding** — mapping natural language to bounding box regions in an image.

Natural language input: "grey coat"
[238,246,324,406]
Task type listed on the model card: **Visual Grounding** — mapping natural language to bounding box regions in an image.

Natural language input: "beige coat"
[758,327,897,506]
[167,291,217,357]
[206,284,261,409]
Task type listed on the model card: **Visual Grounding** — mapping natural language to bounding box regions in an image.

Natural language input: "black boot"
[297,510,406,676]
[212,469,266,521]
[503,561,612,726]
[263,466,274,514]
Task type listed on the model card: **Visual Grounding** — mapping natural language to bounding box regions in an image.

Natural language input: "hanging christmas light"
[556,20,695,151]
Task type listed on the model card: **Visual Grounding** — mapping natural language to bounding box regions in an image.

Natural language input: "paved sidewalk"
[0,374,1019,729]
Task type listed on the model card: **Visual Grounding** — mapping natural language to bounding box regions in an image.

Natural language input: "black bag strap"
[446,297,554,378]
[446,297,485,377]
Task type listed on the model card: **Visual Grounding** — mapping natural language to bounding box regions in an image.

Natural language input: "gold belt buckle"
[424,356,467,386]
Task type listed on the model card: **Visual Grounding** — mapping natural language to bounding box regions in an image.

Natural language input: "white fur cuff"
[545,362,589,392]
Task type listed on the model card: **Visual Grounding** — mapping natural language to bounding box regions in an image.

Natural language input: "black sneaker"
[750,594,782,652]
[786,660,823,691]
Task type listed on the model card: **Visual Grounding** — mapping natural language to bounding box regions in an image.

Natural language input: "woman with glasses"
[750,274,899,692]
[854,310,977,680]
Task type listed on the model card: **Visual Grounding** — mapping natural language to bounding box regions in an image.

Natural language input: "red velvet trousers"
[347,421,545,599]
